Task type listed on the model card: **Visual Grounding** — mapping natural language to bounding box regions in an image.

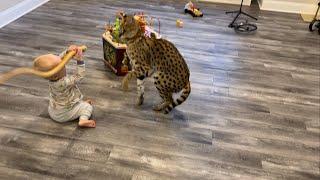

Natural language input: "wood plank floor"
[0,0,319,179]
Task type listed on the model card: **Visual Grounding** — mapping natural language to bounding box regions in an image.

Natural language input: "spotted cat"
[120,15,191,114]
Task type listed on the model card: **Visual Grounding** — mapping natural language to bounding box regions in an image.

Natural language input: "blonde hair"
[33,54,62,71]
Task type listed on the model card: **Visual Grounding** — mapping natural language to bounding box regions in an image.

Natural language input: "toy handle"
[0,45,87,84]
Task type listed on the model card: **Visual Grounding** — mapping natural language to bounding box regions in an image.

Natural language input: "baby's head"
[33,54,66,81]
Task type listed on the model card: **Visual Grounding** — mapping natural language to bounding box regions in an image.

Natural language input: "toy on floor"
[0,45,96,128]
[120,14,191,114]
[184,1,203,17]
[309,2,320,34]
[176,19,184,28]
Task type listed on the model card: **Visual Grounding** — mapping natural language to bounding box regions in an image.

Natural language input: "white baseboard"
[199,0,251,6]
[0,0,49,28]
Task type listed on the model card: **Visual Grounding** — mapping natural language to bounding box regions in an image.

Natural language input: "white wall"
[200,0,252,6]
[259,0,318,14]
[0,0,25,12]
[0,0,49,28]
[201,0,318,14]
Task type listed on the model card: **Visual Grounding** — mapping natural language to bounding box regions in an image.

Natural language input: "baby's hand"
[68,45,83,60]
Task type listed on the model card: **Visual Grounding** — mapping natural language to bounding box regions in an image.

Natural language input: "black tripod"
[226,0,257,27]
[309,2,320,34]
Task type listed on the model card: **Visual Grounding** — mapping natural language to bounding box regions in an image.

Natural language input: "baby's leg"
[78,102,96,128]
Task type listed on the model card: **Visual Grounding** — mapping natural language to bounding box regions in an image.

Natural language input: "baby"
[34,45,96,128]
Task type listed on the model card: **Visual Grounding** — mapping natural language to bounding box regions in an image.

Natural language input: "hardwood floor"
[0,0,319,179]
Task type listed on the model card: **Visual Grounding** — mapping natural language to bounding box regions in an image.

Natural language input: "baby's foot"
[79,119,96,128]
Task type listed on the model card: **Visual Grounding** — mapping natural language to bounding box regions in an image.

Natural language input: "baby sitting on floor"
[34,45,96,128]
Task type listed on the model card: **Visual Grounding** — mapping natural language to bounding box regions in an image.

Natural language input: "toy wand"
[0,45,87,84]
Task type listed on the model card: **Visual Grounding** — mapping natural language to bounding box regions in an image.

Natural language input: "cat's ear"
[117,12,126,21]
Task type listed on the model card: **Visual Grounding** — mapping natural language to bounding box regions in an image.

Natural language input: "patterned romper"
[48,50,92,123]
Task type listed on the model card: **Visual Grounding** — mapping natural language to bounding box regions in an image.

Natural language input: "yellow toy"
[0,46,87,84]
[176,19,184,28]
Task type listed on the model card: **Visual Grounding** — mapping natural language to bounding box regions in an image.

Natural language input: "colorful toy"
[184,1,203,17]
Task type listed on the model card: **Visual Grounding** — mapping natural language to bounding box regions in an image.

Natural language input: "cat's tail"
[164,81,191,114]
